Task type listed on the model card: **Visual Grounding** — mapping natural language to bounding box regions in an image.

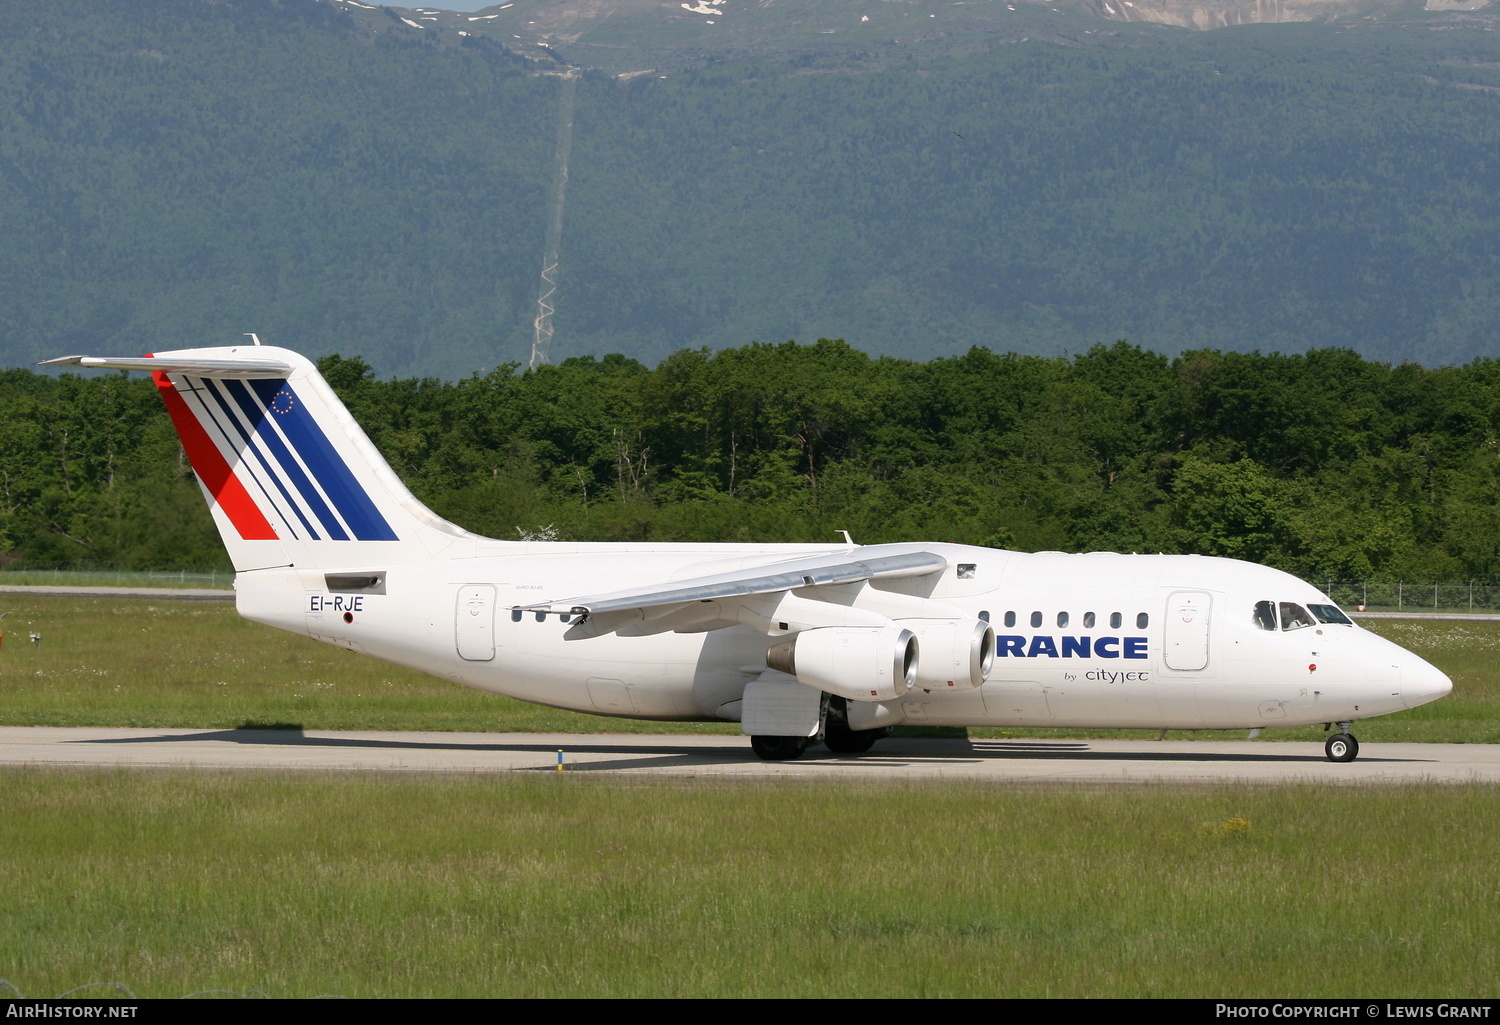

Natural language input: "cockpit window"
[1308,603,1352,626]
[1279,602,1315,631]
[1253,601,1277,631]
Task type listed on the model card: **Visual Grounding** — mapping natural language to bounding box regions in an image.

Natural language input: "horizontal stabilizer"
[47,344,483,571]
[38,355,294,379]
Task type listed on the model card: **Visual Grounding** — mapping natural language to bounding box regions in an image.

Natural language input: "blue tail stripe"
[202,380,319,541]
[185,377,312,541]
[247,379,399,542]
[224,380,350,541]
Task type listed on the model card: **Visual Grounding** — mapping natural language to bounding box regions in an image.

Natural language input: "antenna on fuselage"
[244,333,263,346]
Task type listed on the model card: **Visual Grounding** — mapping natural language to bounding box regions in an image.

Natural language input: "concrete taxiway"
[2,726,1498,784]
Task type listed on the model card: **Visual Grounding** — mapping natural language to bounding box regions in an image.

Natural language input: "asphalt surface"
[2,727,1498,784]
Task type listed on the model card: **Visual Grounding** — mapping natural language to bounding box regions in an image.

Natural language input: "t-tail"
[41,346,483,574]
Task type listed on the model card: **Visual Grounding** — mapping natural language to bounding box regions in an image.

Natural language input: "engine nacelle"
[766,625,918,702]
[900,619,995,690]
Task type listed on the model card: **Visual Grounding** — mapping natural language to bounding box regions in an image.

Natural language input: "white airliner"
[43,345,1453,762]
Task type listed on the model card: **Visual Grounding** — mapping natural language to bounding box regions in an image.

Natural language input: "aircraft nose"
[1401,652,1453,709]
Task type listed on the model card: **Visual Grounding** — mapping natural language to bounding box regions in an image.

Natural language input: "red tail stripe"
[152,371,278,541]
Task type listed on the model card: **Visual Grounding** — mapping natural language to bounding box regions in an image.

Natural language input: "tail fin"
[43,346,481,572]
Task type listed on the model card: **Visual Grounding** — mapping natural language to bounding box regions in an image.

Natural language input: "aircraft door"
[456,584,497,661]
[1164,591,1211,671]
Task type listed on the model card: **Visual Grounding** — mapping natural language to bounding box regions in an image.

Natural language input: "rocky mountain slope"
[362,0,1499,73]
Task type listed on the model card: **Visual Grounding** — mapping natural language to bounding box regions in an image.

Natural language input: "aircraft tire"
[823,725,880,754]
[1325,733,1359,763]
[750,735,809,761]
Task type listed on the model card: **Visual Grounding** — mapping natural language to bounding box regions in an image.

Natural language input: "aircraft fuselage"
[236,543,1448,733]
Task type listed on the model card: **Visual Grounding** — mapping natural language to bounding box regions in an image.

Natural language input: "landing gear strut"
[1324,721,1359,763]
[823,696,886,754]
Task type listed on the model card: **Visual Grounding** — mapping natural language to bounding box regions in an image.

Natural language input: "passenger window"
[511,607,523,623]
[1004,611,1016,628]
[1136,612,1149,629]
[1083,612,1095,628]
[1110,612,1122,629]
[1030,611,1043,628]
[979,610,990,623]
[1253,601,1277,631]
[534,611,547,623]
[1057,611,1069,628]
[1280,602,1315,631]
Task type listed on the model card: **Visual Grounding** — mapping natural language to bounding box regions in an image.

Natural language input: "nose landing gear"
[1324,721,1359,762]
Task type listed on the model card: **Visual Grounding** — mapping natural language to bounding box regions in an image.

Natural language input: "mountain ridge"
[3,0,1498,378]
[368,0,1499,74]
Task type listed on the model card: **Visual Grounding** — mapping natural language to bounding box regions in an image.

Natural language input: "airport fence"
[2,568,1500,610]
[0,568,231,590]
[1320,581,1500,613]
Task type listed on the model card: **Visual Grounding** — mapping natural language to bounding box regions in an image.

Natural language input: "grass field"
[2,597,1496,999]
[0,594,1495,743]
[1,770,1497,999]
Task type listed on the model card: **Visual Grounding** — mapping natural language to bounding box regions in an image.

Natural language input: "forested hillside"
[0,0,554,381]
[2,1,1499,376]
[7,343,1500,582]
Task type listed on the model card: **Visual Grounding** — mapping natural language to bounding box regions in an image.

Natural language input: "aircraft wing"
[526,547,949,637]
[532,548,946,617]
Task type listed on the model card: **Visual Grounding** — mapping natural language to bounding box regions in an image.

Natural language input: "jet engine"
[900,619,995,689]
[766,625,918,702]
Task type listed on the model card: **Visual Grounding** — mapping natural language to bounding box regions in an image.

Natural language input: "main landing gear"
[1324,721,1359,763]
[749,696,888,761]
[750,735,810,761]
[822,696,883,754]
